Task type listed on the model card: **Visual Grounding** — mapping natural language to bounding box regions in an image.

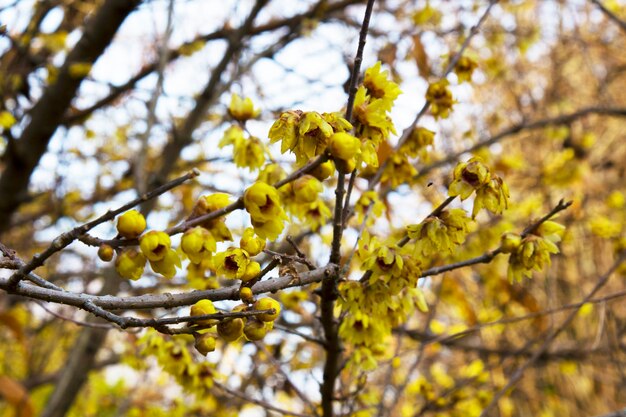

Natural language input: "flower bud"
[253,298,281,322]
[190,300,219,327]
[194,333,216,355]
[97,244,114,262]
[329,132,360,161]
[217,318,244,342]
[240,228,265,256]
[239,287,254,304]
[115,249,146,280]
[241,261,261,283]
[243,319,267,341]
[500,233,522,253]
[116,209,146,239]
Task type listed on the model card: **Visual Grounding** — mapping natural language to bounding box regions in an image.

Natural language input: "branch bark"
[0,0,142,234]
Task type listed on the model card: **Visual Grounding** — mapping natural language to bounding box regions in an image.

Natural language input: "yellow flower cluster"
[338,259,426,371]
[228,93,260,122]
[187,296,282,350]
[401,126,435,160]
[506,221,565,282]
[269,110,352,165]
[407,208,471,258]
[139,331,216,396]
[113,211,181,280]
[244,182,288,240]
[353,62,401,163]
[448,158,509,218]
[425,79,455,119]
[219,125,265,170]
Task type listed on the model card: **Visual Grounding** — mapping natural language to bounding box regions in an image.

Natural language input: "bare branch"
[0,265,337,311]
[478,250,626,417]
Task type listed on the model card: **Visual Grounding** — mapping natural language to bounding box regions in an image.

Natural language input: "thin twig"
[321,2,377,416]
[420,199,572,278]
[478,250,626,417]
[214,381,312,417]
[8,170,199,287]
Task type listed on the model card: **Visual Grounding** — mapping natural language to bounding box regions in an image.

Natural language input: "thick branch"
[418,107,626,178]
[0,265,336,311]
[0,0,142,233]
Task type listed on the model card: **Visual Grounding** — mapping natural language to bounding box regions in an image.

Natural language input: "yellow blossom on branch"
[425,79,455,119]
[115,248,146,280]
[228,93,260,122]
[116,209,146,239]
[239,227,266,256]
[181,227,216,264]
[139,231,171,262]
[214,247,251,280]
[244,182,283,222]
[189,193,233,241]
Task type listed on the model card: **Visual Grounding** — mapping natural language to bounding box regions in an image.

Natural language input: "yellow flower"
[149,249,181,279]
[448,158,491,200]
[0,111,17,129]
[329,132,361,161]
[295,200,331,232]
[353,86,396,141]
[251,217,285,241]
[115,249,146,280]
[253,298,281,322]
[228,93,260,121]
[381,154,417,187]
[363,245,404,285]
[425,79,455,119]
[189,193,233,241]
[257,163,287,185]
[139,231,171,262]
[297,111,334,163]
[268,110,302,154]
[181,227,216,264]
[116,209,146,239]
[239,227,266,256]
[402,127,435,158]
[215,247,251,280]
[472,175,509,218]
[363,61,401,111]
[218,125,245,148]
[244,182,287,223]
[454,56,478,83]
[322,112,352,132]
[508,235,559,282]
[190,299,219,326]
[354,191,385,225]
[407,209,471,257]
[292,175,323,203]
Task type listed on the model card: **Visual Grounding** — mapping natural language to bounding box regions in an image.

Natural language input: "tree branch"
[0,265,337,312]
[0,0,142,234]
[478,250,626,417]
